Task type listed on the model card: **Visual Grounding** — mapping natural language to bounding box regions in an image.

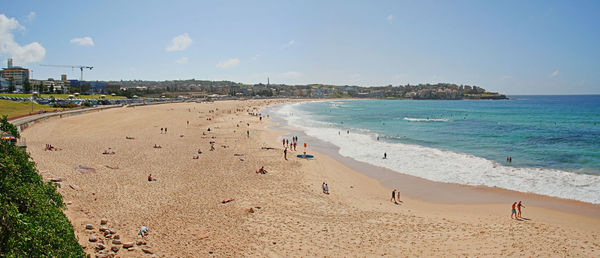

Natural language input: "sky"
[1,0,599,94]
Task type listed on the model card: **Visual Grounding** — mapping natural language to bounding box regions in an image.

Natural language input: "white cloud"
[175,57,188,64]
[216,58,240,68]
[70,36,94,46]
[166,33,192,51]
[387,14,393,24]
[550,70,559,78]
[0,14,45,64]
[282,40,295,49]
[26,12,36,22]
[281,71,301,78]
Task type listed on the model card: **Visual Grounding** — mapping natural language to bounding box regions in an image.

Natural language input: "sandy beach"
[21,100,600,257]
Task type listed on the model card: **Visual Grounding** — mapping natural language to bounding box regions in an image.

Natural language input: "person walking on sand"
[247,130,250,138]
[284,147,288,160]
[324,183,329,194]
[322,182,326,193]
[511,202,517,219]
[517,201,525,218]
[161,128,163,134]
[390,189,397,203]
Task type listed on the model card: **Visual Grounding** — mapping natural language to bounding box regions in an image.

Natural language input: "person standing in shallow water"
[383,152,387,159]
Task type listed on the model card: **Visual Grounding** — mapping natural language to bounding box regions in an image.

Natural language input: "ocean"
[272,95,600,204]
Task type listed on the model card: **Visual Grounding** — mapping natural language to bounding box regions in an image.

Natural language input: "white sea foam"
[276,102,600,204]
[404,117,449,122]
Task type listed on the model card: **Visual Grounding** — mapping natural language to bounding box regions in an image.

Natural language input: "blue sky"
[1,0,599,94]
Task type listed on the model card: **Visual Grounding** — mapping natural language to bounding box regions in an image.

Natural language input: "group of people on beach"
[283,136,298,150]
[160,127,168,134]
[322,182,329,194]
[282,136,300,160]
[511,201,525,219]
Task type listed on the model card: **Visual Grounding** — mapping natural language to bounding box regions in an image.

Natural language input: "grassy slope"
[0,100,63,119]
[0,93,126,99]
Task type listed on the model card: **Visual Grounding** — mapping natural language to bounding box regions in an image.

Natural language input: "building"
[0,58,30,92]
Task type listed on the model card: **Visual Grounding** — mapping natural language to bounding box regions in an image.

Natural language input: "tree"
[0,116,85,256]
[23,79,31,93]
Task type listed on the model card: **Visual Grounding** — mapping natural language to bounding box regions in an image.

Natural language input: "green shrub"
[0,116,85,257]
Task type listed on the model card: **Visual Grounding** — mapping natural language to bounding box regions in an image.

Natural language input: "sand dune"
[22,100,599,257]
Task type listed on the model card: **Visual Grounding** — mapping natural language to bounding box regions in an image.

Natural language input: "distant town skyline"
[1,0,599,94]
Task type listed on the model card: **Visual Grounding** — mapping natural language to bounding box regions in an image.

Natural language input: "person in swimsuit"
[511,202,517,219]
[391,189,397,203]
[517,201,525,218]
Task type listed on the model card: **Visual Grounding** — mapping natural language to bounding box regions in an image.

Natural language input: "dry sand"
[22,100,600,257]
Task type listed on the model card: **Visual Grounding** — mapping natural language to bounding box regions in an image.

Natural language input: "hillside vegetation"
[0,116,85,257]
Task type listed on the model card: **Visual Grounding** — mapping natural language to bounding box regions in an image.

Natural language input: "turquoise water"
[275,95,600,203]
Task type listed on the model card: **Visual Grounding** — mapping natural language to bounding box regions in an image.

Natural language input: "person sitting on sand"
[148,174,153,182]
[256,166,267,174]
[138,225,149,238]
[153,144,162,149]
[193,155,200,159]
[197,149,202,154]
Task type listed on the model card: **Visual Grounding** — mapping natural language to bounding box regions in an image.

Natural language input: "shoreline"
[264,101,600,218]
[20,99,600,256]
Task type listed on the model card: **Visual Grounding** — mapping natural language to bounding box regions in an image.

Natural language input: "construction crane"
[40,64,93,80]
